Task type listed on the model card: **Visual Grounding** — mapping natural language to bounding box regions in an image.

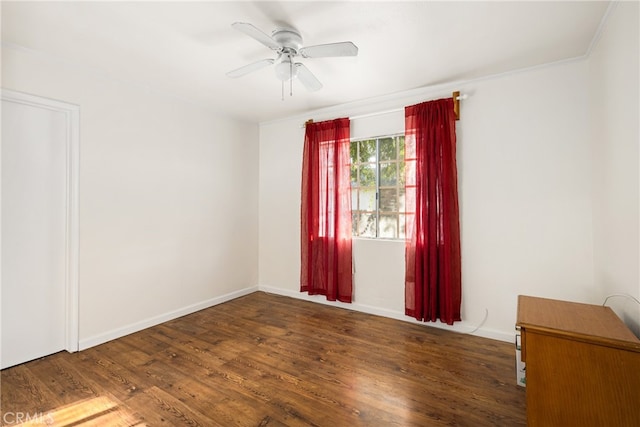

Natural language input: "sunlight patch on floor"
[12,395,145,426]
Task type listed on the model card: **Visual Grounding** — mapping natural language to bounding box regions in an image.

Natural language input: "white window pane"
[359,164,377,187]
[397,136,405,160]
[379,214,398,239]
[379,188,398,212]
[380,162,397,186]
[379,137,395,161]
[359,188,377,211]
[352,212,359,236]
[359,140,376,163]
[357,212,376,238]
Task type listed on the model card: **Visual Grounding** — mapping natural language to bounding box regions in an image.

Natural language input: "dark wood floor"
[1,292,525,426]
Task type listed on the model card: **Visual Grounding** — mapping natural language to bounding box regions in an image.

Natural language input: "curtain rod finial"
[305,119,314,126]
[453,91,460,121]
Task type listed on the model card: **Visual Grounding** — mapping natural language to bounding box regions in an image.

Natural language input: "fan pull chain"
[290,59,293,97]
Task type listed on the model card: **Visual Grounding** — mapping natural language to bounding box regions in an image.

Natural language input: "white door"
[1,90,79,369]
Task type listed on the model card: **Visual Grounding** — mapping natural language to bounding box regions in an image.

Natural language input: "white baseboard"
[78,286,259,350]
[79,284,513,351]
[258,284,514,343]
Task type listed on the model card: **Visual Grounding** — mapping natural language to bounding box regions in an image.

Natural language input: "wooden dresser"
[516,295,640,426]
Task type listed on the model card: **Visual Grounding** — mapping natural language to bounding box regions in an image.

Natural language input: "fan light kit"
[226,22,358,99]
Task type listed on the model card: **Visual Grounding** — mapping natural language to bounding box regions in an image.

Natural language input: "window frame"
[350,133,405,240]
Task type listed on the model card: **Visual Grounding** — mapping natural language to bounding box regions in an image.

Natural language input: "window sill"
[352,237,405,243]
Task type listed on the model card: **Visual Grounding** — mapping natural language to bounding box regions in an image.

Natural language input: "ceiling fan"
[226,22,358,95]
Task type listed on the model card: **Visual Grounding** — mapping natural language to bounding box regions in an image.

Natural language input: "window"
[350,135,405,239]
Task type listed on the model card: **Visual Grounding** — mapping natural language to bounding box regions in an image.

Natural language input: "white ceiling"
[2,1,610,123]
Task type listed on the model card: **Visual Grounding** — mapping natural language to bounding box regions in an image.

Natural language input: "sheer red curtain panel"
[300,118,353,303]
[405,98,461,324]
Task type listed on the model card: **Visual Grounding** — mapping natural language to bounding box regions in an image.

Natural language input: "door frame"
[1,89,80,353]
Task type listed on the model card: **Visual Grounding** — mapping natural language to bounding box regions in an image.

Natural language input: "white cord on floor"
[602,293,640,307]
[467,308,489,335]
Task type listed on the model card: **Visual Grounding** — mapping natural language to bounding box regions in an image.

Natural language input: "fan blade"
[231,22,280,50]
[295,63,322,91]
[299,41,358,58]
[226,59,275,78]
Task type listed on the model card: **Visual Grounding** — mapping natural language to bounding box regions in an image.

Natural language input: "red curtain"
[301,118,353,303]
[405,98,461,324]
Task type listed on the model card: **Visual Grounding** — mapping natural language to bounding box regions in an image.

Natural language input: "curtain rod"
[304,92,468,127]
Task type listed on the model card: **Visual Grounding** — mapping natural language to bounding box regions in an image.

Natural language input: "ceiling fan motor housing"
[272,28,303,53]
[272,28,302,81]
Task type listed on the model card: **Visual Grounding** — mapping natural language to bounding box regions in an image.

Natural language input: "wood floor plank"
[1,292,525,426]
[1,364,65,415]
[22,353,99,407]
[124,385,222,426]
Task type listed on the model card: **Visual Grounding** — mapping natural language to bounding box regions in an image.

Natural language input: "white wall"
[2,46,260,348]
[3,2,635,349]
[259,58,596,342]
[589,1,640,335]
